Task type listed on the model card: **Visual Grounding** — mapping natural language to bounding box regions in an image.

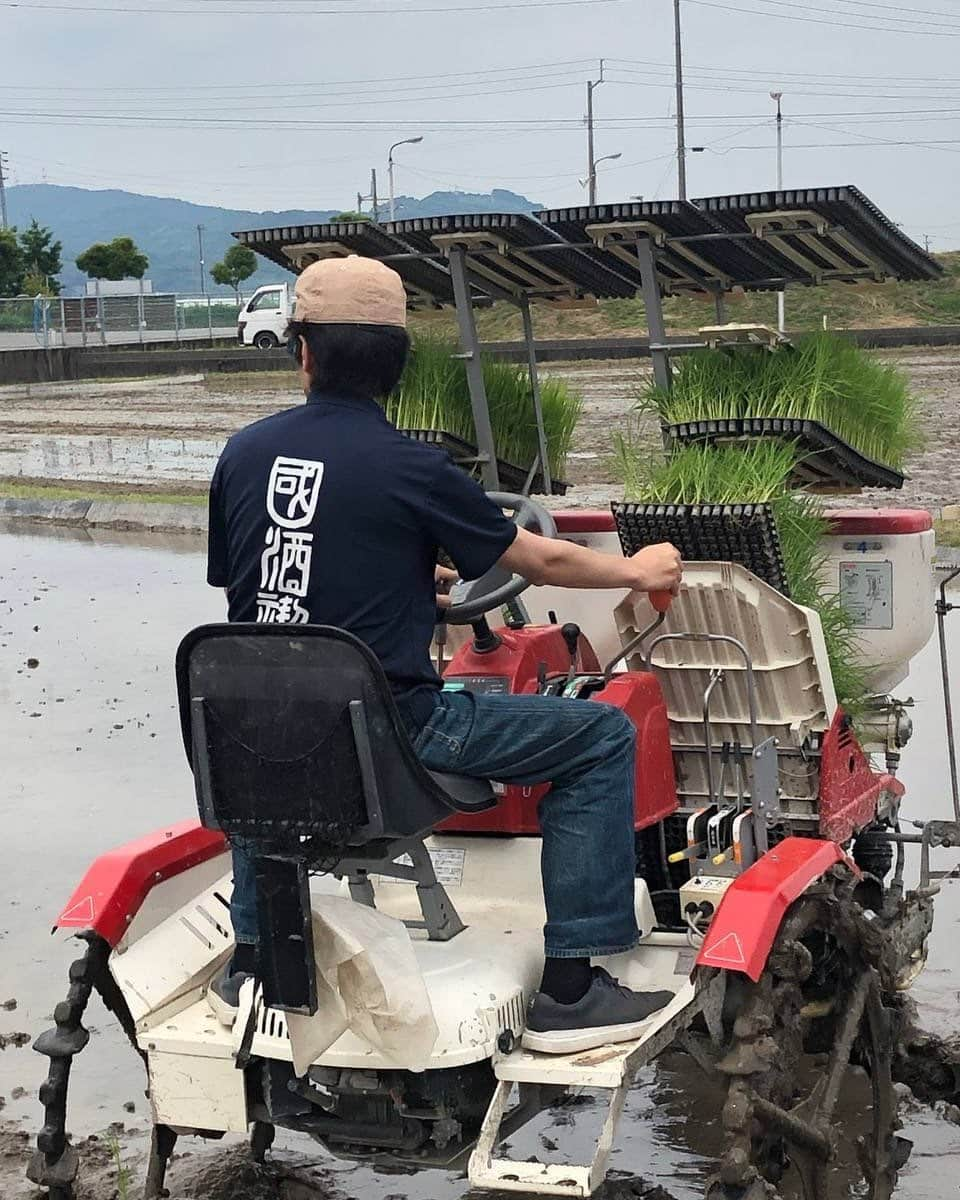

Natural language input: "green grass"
[639,333,918,470]
[108,1134,133,1200]
[615,439,867,708]
[406,251,960,343]
[0,480,206,505]
[177,301,242,329]
[383,333,583,479]
[935,519,960,549]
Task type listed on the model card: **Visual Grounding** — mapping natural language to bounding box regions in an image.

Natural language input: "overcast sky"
[5,0,960,248]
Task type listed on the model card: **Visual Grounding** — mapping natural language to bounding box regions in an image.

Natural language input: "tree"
[76,236,149,282]
[210,244,257,301]
[332,211,370,223]
[22,271,58,297]
[19,220,62,295]
[0,228,24,296]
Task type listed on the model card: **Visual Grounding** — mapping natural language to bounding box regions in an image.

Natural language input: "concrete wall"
[0,346,82,384]
[4,324,960,386]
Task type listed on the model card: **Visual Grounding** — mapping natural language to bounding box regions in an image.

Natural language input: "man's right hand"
[627,542,683,595]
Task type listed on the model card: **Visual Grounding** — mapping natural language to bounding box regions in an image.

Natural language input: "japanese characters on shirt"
[257,455,324,623]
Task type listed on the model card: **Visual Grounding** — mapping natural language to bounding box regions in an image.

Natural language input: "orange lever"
[649,589,674,614]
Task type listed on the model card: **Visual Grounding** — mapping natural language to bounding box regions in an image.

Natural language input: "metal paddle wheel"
[704,864,918,1200]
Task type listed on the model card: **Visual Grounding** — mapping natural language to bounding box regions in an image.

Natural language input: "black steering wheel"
[444,491,558,626]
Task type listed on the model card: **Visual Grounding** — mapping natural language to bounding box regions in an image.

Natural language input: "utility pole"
[924,233,932,253]
[0,151,9,230]
[673,1,687,200]
[197,224,206,296]
[772,92,784,332]
[585,60,604,207]
[357,169,381,222]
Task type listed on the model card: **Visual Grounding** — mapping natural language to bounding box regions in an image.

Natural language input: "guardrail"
[0,292,243,350]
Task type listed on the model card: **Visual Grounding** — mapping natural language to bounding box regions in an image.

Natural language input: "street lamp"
[388,136,424,223]
[580,151,622,204]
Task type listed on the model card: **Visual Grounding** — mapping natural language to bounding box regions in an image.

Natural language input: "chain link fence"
[0,292,245,350]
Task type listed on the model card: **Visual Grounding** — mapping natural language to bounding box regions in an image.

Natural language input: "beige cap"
[293,255,407,328]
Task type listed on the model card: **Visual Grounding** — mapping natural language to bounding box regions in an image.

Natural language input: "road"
[0,325,237,351]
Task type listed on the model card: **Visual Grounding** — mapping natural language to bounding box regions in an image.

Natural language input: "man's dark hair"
[286,321,409,400]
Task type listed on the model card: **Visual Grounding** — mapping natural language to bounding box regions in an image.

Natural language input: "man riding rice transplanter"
[205,255,684,1055]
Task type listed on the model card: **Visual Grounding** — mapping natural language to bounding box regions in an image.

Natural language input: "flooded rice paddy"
[4,348,960,509]
[1,522,959,1199]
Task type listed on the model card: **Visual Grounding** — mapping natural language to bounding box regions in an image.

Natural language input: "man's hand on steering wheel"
[435,565,458,611]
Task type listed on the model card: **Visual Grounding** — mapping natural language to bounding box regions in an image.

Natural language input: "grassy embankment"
[0,480,206,505]
[410,251,960,342]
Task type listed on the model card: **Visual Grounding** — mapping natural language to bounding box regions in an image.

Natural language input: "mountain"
[5,185,541,296]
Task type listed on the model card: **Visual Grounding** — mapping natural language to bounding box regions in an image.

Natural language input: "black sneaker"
[207,962,253,1028]
[521,967,674,1055]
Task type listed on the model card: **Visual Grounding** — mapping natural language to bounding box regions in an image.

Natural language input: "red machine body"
[55,820,227,947]
[818,709,904,844]
[696,836,857,981]
[438,624,678,835]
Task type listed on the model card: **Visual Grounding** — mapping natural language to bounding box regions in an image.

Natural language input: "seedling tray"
[612,501,789,595]
[666,417,904,491]
[400,428,569,496]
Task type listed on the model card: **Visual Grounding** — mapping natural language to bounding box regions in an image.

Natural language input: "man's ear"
[299,335,313,393]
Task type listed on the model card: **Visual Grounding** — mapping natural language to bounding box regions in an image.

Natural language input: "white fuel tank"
[820,509,936,695]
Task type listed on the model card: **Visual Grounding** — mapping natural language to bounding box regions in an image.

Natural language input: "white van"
[238,283,294,349]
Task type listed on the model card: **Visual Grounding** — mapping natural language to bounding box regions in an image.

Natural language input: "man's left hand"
[435,565,458,610]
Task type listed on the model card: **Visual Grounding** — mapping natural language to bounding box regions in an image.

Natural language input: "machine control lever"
[561,623,582,680]
[602,589,675,680]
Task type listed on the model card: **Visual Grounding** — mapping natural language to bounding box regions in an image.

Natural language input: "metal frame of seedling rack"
[234,185,940,496]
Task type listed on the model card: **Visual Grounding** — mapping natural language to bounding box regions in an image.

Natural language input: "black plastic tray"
[400,428,569,496]
[612,501,789,594]
[666,417,904,491]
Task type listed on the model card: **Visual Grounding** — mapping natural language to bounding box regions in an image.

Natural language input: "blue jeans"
[230,690,639,958]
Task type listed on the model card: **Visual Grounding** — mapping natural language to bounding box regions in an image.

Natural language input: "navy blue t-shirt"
[206,389,517,710]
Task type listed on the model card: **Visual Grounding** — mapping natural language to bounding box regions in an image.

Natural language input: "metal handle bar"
[643,631,762,748]
[936,566,960,824]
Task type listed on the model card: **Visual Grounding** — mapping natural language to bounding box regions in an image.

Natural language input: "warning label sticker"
[674,949,697,976]
[839,560,894,630]
[379,848,466,887]
[702,931,747,966]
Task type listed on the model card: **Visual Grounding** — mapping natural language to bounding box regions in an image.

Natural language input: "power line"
[803,0,960,19]
[0,58,593,94]
[611,56,960,87]
[0,76,589,117]
[751,0,960,31]
[605,72,960,102]
[5,0,623,13]
[8,108,960,132]
[684,0,960,35]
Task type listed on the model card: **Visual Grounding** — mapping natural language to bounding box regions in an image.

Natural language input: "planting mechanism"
[29,188,960,1200]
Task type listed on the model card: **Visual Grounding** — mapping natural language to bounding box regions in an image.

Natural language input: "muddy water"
[4,350,960,511]
[1,523,959,1198]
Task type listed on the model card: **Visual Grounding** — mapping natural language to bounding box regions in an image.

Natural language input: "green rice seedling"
[616,438,866,707]
[642,333,918,470]
[385,334,583,480]
[620,441,799,505]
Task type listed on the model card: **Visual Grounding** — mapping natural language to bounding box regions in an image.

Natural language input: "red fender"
[695,836,858,982]
[56,819,228,947]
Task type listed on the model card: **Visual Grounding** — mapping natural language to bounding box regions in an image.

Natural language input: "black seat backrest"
[175,623,490,866]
